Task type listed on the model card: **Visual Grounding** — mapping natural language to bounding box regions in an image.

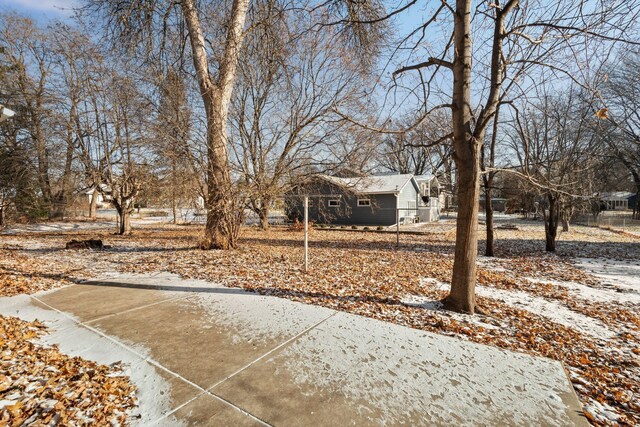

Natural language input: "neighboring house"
[600,192,635,211]
[85,184,112,207]
[479,196,507,212]
[286,173,441,226]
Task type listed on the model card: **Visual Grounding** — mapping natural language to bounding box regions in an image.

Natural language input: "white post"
[304,196,309,273]
[396,208,400,248]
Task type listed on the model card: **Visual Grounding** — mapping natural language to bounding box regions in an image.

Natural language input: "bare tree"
[89,0,253,248]
[0,14,57,218]
[230,6,366,229]
[333,0,640,313]
[153,68,199,224]
[74,53,152,235]
[379,111,452,176]
[506,89,603,251]
[599,49,640,219]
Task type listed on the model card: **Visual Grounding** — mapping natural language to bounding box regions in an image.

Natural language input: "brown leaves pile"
[0,315,137,426]
[0,249,75,297]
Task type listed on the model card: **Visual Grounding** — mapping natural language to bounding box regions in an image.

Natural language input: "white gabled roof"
[600,191,634,200]
[320,174,416,195]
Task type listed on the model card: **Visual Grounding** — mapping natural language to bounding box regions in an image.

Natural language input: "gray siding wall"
[286,180,399,225]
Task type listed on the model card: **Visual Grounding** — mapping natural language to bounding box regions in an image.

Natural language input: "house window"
[357,199,371,207]
[328,199,340,207]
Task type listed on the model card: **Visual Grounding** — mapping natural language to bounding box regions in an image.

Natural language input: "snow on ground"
[0,293,182,426]
[278,312,576,426]
[575,258,640,296]
[527,276,640,305]
[1,220,116,235]
[404,278,615,341]
[475,286,615,340]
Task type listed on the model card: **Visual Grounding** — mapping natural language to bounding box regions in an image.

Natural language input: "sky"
[0,0,77,22]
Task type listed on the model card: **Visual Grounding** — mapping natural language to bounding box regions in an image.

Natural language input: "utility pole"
[304,196,309,273]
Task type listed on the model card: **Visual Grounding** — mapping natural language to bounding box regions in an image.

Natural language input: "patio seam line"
[31,295,272,427]
[157,311,339,425]
[208,310,338,391]
[84,294,192,325]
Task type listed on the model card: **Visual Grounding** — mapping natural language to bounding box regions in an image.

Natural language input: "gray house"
[286,173,440,226]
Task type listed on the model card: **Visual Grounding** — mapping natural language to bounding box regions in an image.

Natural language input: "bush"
[363,226,370,231]
[377,226,384,231]
[351,225,358,230]
[340,225,347,229]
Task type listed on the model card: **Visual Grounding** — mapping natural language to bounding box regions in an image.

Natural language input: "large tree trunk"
[118,209,131,235]
[443,0,481,314]
[201,115,240,249]
[182,0,249,250]
[258,201,270,230]
[115,202,132,235]
[544,195,559,252]
[51,101,78,221]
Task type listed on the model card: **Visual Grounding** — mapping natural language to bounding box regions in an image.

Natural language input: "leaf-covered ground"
[1,219,639,425]
[0,315,137,426]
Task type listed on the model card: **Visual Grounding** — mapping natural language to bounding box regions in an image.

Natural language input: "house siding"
[286,180,399,225]
[286,175,440,225]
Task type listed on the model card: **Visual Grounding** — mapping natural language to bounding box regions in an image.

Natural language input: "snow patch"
[475,286,614,340]
[575,258,640,297]
[413,277,615,340]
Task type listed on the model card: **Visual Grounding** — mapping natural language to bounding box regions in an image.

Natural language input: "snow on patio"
[0,293,181,426]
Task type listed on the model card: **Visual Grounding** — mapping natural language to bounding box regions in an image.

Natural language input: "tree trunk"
[544,195,559,252]
[443,0,481,314]
[117,206,132,235]
[201,116,240,249]
[89,190,98,219]
[561,211,570,232]
[485,187,494,257]
[172,192,178,224]
[182,0,249,250]
[258,203,270,230]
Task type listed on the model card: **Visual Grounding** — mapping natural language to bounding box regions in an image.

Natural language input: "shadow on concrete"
[78,279,420,311]
[79,280,251,295]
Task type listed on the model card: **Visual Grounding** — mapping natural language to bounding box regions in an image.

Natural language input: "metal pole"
[396,208,400,248]
[304,196,309,272]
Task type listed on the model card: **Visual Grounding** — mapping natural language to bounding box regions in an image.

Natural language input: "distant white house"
[85,185,112,207]
[0,105,16,123]
[600,192,635,211]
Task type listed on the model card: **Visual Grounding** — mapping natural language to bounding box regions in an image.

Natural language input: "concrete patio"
[0,273,588,426]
